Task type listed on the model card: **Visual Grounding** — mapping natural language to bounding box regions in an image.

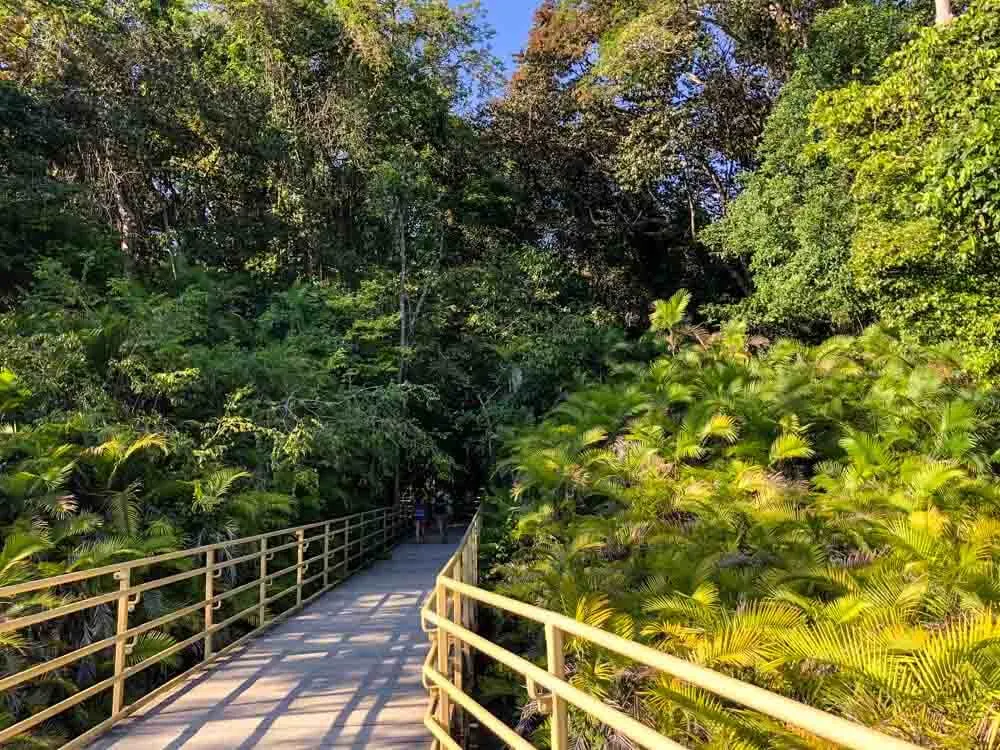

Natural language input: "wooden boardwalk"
[92,534,461,749]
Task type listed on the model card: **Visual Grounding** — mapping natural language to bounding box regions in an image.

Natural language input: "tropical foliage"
[713,0,1000,378]
[5,0,1000,744]
[706,2,923,337]
[813,0,1000,376]
[488,291,1000,748]
[0,0,616,741]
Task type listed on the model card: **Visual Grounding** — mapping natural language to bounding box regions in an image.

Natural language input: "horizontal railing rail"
[0,506,409,749]
[420,510,923,750]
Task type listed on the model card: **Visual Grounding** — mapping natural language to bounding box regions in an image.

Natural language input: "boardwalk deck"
[91,534,460,750]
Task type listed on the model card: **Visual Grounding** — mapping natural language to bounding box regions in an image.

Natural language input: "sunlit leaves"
[499,306,1000,747]
[700,415,737,446]
[0,533,50,586]
[191,469,250,514]
[650,290,692,335]
[85,433,168,484]
[768,433,815,464]
[813,0,1000,378]
[706,2,920,337]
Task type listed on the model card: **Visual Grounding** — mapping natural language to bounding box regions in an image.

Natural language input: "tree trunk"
[935,0,954,25]
[397,204,408,385]
[114,183,138,277]
[394,202,407,507]
[100,142,139,276]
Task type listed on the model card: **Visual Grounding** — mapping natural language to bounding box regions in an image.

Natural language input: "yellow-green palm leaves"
[496,299,1000,748]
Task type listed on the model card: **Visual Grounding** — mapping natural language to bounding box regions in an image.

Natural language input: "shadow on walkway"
[92,535,461,750]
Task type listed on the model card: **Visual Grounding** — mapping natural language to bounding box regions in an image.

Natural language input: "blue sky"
[478,0,539,74]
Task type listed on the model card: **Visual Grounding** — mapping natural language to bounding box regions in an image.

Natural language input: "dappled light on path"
[92,539,461,749]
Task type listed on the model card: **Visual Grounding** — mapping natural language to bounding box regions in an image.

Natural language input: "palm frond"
[769,433,815,464]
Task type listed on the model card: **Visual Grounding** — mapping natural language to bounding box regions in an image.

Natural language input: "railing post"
[323,522,330,588]
[452,560,463,696]
[472,520,479,630]
[545,623,568,750]
[259,536,268,626]
[363,515,369,563]
[383,509,389,553]
[112,568,130,715]
[463,545,471,626]
[436,578,451,732]
[204,549,214,659]
[344,518,351,575]
[296,529,305,607]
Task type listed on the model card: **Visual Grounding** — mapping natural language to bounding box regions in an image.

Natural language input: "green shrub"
[494,291,1000,748]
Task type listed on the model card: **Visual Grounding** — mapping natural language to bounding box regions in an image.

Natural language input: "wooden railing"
[420,510,923,750]
[0,506,408,749]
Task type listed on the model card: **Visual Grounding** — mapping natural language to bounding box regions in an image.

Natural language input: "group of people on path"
[411,481,453,544]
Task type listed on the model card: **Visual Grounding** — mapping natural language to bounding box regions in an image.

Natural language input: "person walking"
[413,496,428,543]
[432,486,452,544]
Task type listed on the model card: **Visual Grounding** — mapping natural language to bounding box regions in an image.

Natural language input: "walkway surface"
[92,534,461,750]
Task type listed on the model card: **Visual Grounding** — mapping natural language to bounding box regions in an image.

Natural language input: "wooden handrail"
[0,509,389,598]
[0,506,410,749]
[421,510,924,750]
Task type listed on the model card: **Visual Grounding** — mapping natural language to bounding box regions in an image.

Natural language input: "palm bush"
[491,292,1000,748]
[0,372,302,746]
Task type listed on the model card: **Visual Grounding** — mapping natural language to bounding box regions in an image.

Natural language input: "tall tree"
[812,0,1000,377]
[936,0,956,23]
[705,2,922,338]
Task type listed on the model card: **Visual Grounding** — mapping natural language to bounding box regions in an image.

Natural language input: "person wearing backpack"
[432,486,452,544]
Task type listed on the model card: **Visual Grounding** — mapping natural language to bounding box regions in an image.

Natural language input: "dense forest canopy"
[4,0,1000,745]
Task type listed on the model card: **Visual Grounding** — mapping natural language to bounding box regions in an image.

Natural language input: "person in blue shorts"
[414,497,428,543]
